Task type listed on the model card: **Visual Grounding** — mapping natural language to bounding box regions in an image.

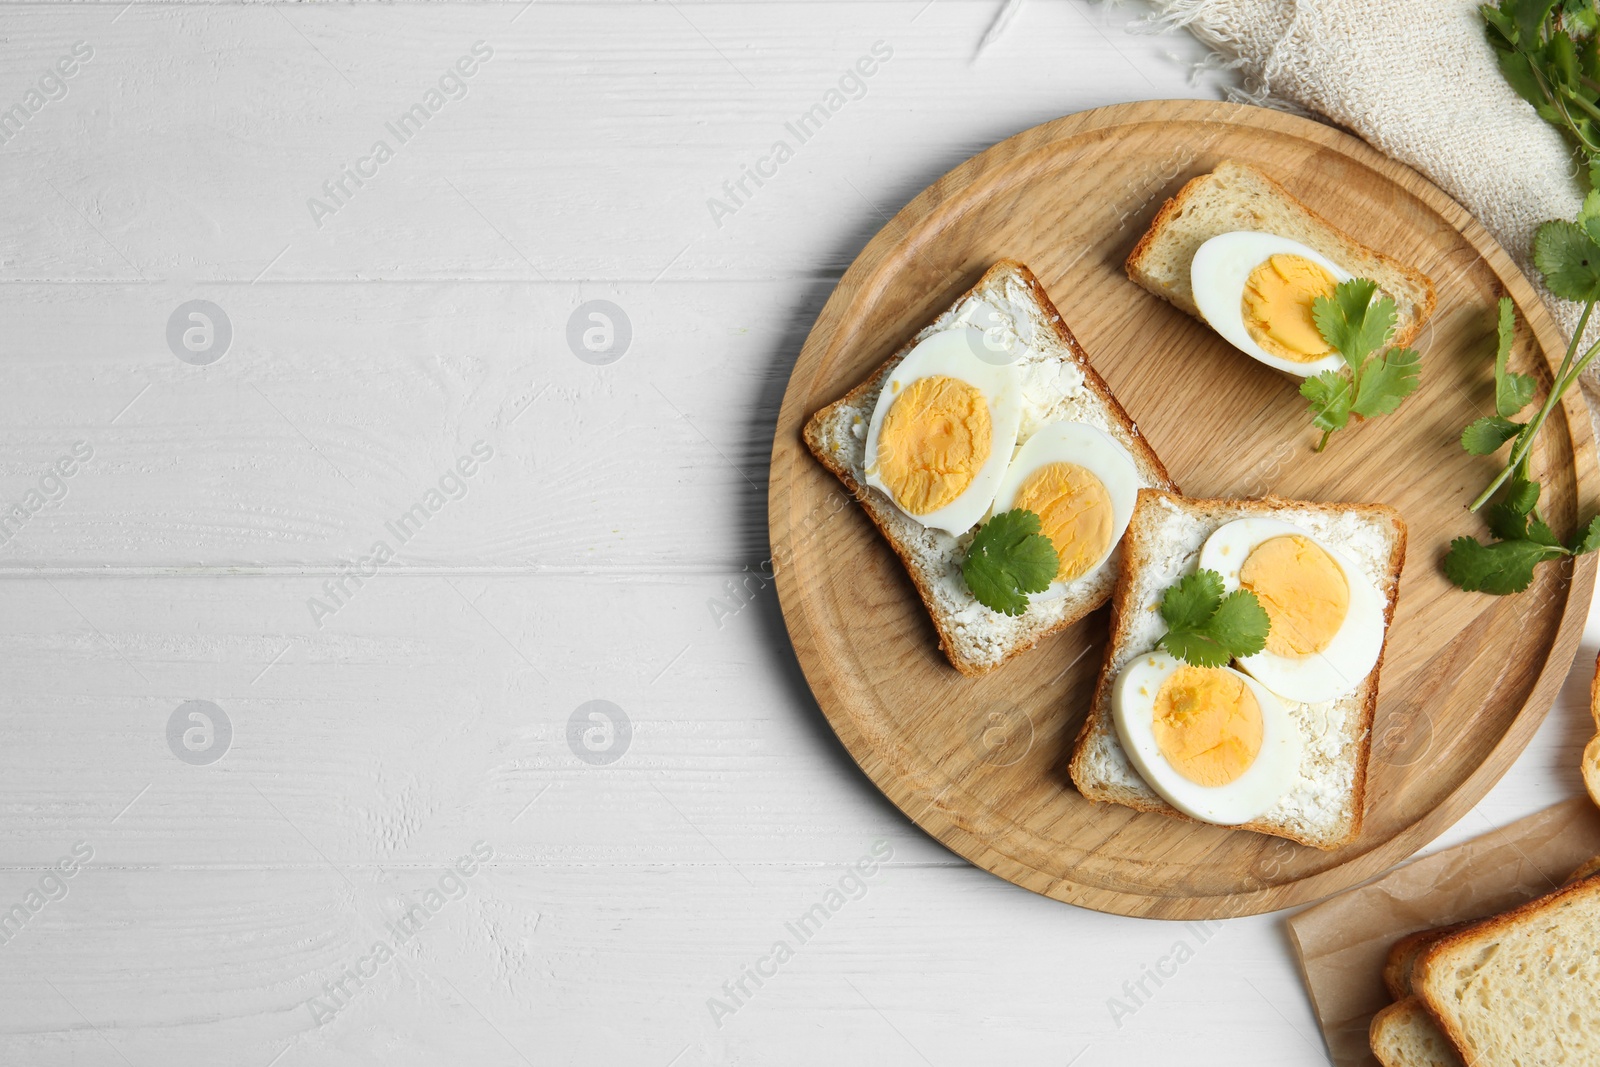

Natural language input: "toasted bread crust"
[1125,161,1439,349]
[1067,489,1407,850]
[802,260,1176,676]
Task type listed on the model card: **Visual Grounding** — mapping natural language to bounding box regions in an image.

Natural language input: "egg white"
[1113,651,1302,825]
[1190,232,1352,378]
[1197,517,1386,704]
[987,421,1139,599]
[862,328,1024,536]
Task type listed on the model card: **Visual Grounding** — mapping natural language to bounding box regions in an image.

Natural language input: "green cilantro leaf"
[1488,500,1531,542]
[1443,536,1564,594]
[1506,474,1542,515]
[1303,278,1418,451]
[1527,516,1562,547]
[1352,346,1421,418]
[1154,569,1271,668]
[1462,416,1524,455]
[1516,0,1560,42]
[1493,298,1538,416]
[1582,189,1600,228]
[1494,47,1548,109]
[961,509,1059,617]
[1487,490,1563,547]
[1550,28,1581,90]
[1312,279,1395,369]
[1571,514,1600,555]
[1569,0,1600,37]
[1206,592,1273,658]
[1533,219,1600,302]
[1157,568,1224,631]
[1300,370,1353,435]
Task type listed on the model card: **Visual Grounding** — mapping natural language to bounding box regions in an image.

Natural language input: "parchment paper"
[1287,798,1600,1067]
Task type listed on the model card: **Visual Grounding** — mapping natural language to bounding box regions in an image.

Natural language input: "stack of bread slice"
[1370,854,1600,1066]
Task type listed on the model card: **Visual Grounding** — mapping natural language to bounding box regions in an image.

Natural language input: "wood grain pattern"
[769,100,1600,919]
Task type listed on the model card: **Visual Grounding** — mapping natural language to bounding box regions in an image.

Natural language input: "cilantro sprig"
[1299,279,1422,453]
[1153,569,1271,668]
[1482,1,1600,190]
[1456,0,1600,593]
[962,509,1059,616]
[1445,204,1600,594]
[1445,472,1600,592]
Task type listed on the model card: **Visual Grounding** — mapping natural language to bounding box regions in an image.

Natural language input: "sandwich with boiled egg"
[804,260,1176,675]
[1069,490,1406,850]
[1126,159,1436,377]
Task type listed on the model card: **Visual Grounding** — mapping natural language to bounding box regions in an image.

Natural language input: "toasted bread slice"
[1371,998,1464,1067]
[1414,877,1600,1065]
[1067,490,1406,849]
[803,260,1176,676]
[1126,160,1437,349]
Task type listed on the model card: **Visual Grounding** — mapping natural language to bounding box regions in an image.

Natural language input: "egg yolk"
[1012,462,1114,581]
[1241,254,1338,363]
[1151,666,1264,788]
[875,375,992,515]
[1239,535,1350,657]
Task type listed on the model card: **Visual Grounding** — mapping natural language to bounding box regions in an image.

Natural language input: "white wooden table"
[1,2,1594,1063]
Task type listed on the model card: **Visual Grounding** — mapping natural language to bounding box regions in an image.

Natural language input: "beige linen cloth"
[1142,0,1598,377]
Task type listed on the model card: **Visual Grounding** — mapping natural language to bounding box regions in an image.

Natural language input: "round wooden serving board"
[768,101,1600,919]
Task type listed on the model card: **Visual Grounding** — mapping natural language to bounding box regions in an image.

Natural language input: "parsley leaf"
[1533,219,1600,302]
[1302,278,1420,451]
[961,509,1059,616]
[1154,569,1271,668]
[1443,536,1564,594]
[1462,416,1524,455]
[1493,297,1538,416]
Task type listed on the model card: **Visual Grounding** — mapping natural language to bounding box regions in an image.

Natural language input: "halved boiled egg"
[1190,232,1353,378]
[987,421,1139,597]
[1197,518,1386,704]
[1114,651,1302,824]
[863,328,1023,535]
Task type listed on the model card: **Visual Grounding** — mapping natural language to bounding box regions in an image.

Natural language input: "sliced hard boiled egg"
[862,328,1023,535]
[987,421,1139,597]
[1113,651,1302,824]
[1190,232,1353,378]
[1197,517,1386,704]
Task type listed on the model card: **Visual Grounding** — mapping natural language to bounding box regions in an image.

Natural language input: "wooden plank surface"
[0,1,1595,1064]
